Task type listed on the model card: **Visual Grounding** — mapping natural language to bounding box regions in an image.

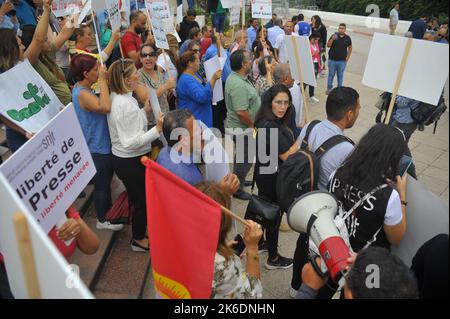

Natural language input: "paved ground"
[142,22,449,299]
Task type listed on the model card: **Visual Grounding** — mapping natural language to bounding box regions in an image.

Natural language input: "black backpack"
[276,120,354,213]
[411,96,447,133]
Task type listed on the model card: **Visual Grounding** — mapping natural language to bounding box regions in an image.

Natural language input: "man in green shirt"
[225,49,261,200]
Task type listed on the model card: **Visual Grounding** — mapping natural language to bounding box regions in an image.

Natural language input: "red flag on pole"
[143,159,222,299]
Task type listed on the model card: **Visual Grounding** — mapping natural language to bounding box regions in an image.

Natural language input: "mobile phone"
[231,234,246,256]
[397,155,413,177]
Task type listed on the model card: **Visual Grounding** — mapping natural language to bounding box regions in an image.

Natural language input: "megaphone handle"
[310,255,329,279]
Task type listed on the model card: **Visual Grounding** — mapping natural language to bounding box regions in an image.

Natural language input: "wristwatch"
[401,200,408,207]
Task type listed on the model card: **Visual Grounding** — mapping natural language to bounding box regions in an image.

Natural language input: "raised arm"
[25,0,52,65]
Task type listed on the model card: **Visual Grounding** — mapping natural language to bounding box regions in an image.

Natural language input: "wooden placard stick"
[291,36,311,123]
[162,48,172,79]
[13,213,41,299]
[384,37,413,124]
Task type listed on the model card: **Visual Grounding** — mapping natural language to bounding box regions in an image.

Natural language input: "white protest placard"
[78,0,92,25]
[204,56,224,104]
[163,16,182,42]
[285,35,317,87]
[230,5,241,26]
[105,0,121,31]
[148,87,168,146]
[146,0,171,20]
[363,33,449,106]
[391,175,449,267]
[176,4,183,24]
[0,173,93,299]
[220,0,234,8]
[0,60,62,134]
[151,17,170,50]
[251,0,271,19]
[200,122,230,182]
[0,105,96,234]
[290,82,304,126]
[51,0,82,18]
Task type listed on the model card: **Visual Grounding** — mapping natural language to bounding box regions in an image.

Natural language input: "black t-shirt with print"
[328,34,352,61]
[328,174,393,252]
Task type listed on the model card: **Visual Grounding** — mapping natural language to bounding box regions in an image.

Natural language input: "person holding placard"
[176,51,221,128]
[326,23,352,95]
[138,44,175,126]
[121,10,153,68]
[0,0,51,152]
[156,35,179,80]
[107,58,164,252]
[70,54,123,232]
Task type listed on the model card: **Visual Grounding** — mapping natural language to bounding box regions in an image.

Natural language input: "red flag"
[144,159,222,299]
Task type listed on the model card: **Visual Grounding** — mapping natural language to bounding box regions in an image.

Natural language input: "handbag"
[244,162,281,230]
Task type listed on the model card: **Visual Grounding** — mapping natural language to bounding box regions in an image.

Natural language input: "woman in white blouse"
[108,58,164,252]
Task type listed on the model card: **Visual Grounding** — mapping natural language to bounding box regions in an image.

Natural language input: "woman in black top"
[254,84,300,270]
[311,15,328,74]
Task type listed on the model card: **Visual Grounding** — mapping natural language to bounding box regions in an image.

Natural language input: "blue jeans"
[212,12,226,34]
[327,60,347,90]
[91,153,114,223]
[187,0,195,10]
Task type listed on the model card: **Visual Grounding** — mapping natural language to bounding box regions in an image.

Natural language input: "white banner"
[204,56,224,104]
[105,0,121,31]
[230,5,241,26]
[176,4,183,24]
[251,0,271,19]
[0,105,96,234]
[151,17,170,50]
[200,122,230,183]
[146,0,171,20]
[363,33,449,106]
[0,60,62,134]
[0,173,93,299]
[51,0,82,18]
[78,0,92,25]
[285,35,317,87]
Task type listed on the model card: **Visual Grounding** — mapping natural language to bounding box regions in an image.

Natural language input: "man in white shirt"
[273,21,297,63]
[390,3,400,35]
[267,18,284,47]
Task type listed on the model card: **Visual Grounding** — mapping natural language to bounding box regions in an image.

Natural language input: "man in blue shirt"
[408,15,428,39]
[157,109,239,192]
[0,0,19,32]
[247,18,259,50]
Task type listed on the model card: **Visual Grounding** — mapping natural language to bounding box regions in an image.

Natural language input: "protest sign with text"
[151,17,170,50]
[51,0,82,17]
[230,5,241,26]
[0,60,62,134]
[105,0,122,31]
[285,35,317,87]
[146,0,170,20]
[251,0,272,19]
[204,56,224,104]
[0,105,96,234]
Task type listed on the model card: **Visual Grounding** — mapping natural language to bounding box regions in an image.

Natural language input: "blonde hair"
[109,59,136,94]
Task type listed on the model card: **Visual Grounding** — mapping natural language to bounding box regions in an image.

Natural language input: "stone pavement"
[142,70,449,299]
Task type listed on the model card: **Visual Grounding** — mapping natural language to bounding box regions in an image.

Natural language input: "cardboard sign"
[391,175,449,267]
[0,60,62,134]
[151,17,170,50]
[251,0,271,19]
[51,0,82,18]
[146,0,171,20]
[363,33,449,106]
[0,105,96,234]
[148,87,168,146]
[285,35,317,87]
[105,0,121,31]
[230,5,241,26]
[176,4,183,24]
[200,122,230,183]
[0,173,94,299]
[204,56,224,104]
[77,0,92,25]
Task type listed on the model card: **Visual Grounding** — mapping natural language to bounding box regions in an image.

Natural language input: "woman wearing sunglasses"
[107,58,164,252]
[138,45,175,127]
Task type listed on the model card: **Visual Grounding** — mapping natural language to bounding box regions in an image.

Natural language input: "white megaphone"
[287,191,350,282]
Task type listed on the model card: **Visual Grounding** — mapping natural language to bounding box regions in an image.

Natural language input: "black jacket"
[179,16,200,44]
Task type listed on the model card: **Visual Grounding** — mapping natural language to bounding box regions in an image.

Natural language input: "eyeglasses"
[192,49,200,53]
[273,100,290,107]
[140,52,157,58]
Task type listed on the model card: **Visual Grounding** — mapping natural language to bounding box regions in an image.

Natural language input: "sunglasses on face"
[140,52,157,58]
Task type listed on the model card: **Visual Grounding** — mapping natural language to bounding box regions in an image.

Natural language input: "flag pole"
[140,156,252,228]
[91,7,104,66]
[291,36,310,123]
[384,37,413,124]
[13,213,41,299]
